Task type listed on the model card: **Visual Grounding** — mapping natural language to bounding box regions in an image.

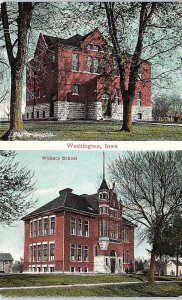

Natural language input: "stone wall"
[94,256,123,274]
[25,101,152,121]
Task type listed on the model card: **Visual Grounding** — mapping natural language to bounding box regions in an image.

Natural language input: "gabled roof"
[169,260,182,266]
[0,253,13,261]
[122,217,136,227]
[42,28,102,49]
[22,189,98,220]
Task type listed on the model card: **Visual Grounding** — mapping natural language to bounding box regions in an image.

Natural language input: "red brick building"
[25,28,152,121]
[22,177,135,273]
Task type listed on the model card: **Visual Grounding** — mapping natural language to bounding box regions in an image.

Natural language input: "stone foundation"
[94,256,123,274]
[25,101,152,122]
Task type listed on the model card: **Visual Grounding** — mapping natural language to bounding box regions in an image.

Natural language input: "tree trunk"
[121,95,132,132]
[1,66,23,140]
[148,251,156,283]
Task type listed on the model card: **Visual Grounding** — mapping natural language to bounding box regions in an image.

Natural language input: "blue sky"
[0,150,150,261]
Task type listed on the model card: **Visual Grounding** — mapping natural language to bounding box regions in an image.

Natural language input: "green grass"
[0,282,182,297]
[0,273,138,288]
[0,120,182,140]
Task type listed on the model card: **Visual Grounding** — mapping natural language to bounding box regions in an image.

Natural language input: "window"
[126,250,129,263]
[50,217,55,234]
[122,228,125,242]
[42,244,48,261]
[103,220,108,237]
[43,218,48,235]
[30,222,33,238]
[83,221,89,237]
[126,228,129,242]
[77,245,82,261]
[77,219,82,236]
[72,83,79,94]
[37,244,41,262]
[78,267,82,272]
[42,111,45,118]
[33,221,36,237]
[72,53,79,71]
[50,267,55,272]
[33,245,36,262]
[106,258,109,266]
[87,56,92,73]
[29,245,32,262]
[138,113,142,120]
[84,267,88,273]
[93,44,100,51]
[84,245,89,262]
[119,259,121,266]
[87,44,93,50]
[99,192,108,200]
[42,88,46,97]
[37,111,39,119]
[114,89,120,104]
[123,249,125,263]
[138,91,142,107]
[49,243,55,261]
[93,245,97,257]
[36,89,40,98]
[37,267,41,272]
[93,57,99,73]
[138,65,142,79]
[70,266,75,272]
[70,244,75,261]
[38,219,42,236]
[102,58,107,73]
[70,218,76,235]
[51,52,56,71]
[31,112,34,119]
[27,113,29,119]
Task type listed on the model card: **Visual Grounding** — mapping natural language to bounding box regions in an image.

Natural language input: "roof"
[98,178,109,191]
[122,217,136,227]
[0,253,13,261]
[43,28,99,49]
[169,260,182,266]
[22,189,98,220]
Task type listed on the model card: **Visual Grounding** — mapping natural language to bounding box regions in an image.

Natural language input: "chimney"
[59,188,73,195]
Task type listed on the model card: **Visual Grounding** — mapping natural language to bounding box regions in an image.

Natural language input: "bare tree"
[0,151,35,225]
[109,151,182,283]
[104,2,182,131]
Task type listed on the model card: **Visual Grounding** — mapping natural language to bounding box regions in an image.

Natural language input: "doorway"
[110,250,116,273]
[102,93,111,118]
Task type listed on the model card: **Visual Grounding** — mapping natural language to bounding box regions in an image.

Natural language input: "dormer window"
[87,44,93,50]
[99,192,109,200]
[93,44,100,51]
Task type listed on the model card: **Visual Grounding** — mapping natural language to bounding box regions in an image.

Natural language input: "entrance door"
[102,93,111,118]
[110,250,116,273]
[50,100,54,117]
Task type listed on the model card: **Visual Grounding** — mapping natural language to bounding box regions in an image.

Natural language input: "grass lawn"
[0,273,139,288]
[0,120,182,140]
[0,282,182,297]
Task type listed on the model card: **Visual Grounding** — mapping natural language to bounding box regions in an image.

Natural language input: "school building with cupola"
[22,174,135,274]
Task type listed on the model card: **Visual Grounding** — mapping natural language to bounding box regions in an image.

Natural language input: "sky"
[0,150,150,262]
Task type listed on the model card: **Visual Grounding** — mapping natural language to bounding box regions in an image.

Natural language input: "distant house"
[0,253,14,273]
[166,259,182,276]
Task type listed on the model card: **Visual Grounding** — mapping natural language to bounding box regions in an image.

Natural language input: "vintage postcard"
[0,150,182,297]
[0,1,181,141]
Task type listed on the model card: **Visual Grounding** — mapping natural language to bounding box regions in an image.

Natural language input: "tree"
[0,3,37,139]
[156,211,182,276]
[109,151,182,283]
[104,2,182,131]
[153,94,182,121]
[0,151,35,225]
